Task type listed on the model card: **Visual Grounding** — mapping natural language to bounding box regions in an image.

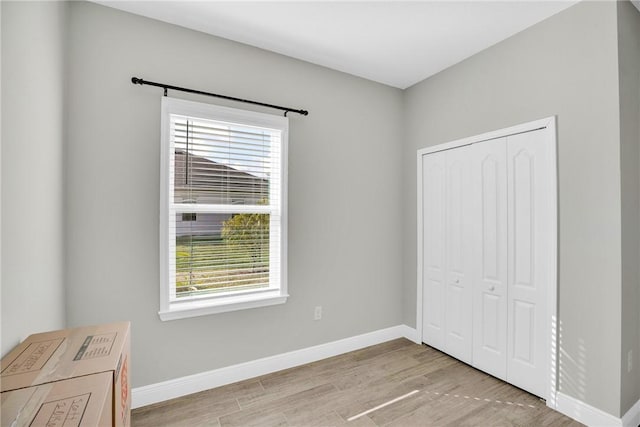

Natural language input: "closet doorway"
[416,117,557,405]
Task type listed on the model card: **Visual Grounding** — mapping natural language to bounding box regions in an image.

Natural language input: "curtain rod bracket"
[130,76,309,117]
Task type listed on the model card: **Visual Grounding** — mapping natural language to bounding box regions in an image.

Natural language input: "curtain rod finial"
[131,77,142,85]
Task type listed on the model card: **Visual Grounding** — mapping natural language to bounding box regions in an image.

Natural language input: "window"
[159,97,288,320]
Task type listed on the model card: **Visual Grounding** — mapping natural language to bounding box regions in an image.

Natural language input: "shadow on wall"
[558,318,588,412]
[549,314,558,408]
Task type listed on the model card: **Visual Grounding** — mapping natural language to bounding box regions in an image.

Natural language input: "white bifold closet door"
[422,150,447,351]
[505,130,551,399]
[470,138,508,381]
[422,148,473,364]
[421,127,551,399]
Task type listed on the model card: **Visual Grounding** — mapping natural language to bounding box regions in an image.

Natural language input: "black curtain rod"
[131,77,309,117]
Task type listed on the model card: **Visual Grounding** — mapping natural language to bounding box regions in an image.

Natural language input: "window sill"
[158,291,288,321]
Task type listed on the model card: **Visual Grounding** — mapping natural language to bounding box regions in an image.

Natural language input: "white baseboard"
[398,324,420,343]
[132,324,418,409]
[621,397,640,427]
[555,391,640,427]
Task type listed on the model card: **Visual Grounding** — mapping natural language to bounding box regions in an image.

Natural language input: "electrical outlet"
[314,306,322,321]
[628,350,633,373]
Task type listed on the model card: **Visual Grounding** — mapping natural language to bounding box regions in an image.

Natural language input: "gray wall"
[618,0,640,415]
[403,1,623,416]
[65,2,404,388]
[1,2,67,356]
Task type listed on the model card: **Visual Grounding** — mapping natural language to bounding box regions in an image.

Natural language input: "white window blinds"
[160,97,288,319]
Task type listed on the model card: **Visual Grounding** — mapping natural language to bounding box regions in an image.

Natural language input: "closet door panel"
[444,148,473,363]
[471,138,508,380]
[506,130,551,398]
[422,151,447,350]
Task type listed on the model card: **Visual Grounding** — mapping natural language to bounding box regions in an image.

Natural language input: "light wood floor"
[132,339,582,426]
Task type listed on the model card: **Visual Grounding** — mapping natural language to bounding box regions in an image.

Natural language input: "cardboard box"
[1,371,112,427]
[1,322,130,427]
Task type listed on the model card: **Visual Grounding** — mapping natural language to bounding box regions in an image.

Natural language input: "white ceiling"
[97,1,584,89]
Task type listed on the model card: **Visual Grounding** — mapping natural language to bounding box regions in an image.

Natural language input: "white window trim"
[159,97,288,321]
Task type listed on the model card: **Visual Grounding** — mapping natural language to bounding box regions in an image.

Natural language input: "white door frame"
[416,116,558,408]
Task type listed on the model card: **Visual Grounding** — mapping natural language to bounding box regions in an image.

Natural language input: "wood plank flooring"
[132,339,582,427]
